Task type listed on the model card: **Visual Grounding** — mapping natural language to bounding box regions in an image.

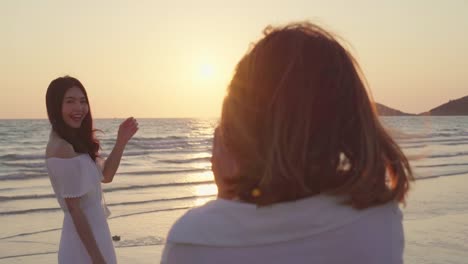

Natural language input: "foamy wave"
[441,141,468,146]
[114,236,165,248]
[0,194,55,201]
[107,194,214,207]
[416,170,468,180]
[0,173,46,181]
[427,151,468,159]
[108,205,191,219]
[132,135,186,142]
[2,162,45,168]
[416,163,468,168]
[0,207,60,216]
[104,180,214,193]
[128,137,212,150]
[0,153,44,161]
[0,168,209,181]
[120,168,209,176]
[0,227,61,240]
[0,180,214,202]
[399,137,468,145]
[159,157,211,164]
[401,144,427,149]
[0,193,214,216]
[122,150,152,157]
[123,147,210,156]
[393,132,468,141]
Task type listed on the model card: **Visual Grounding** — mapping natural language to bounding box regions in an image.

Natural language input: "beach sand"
[1,173,467,263]
[403,173,468,263]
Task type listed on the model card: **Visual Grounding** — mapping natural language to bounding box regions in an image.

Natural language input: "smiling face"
[61,86,89,128]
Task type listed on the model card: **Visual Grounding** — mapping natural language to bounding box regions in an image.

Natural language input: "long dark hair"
[220,22,413,209]
[45,76,100,161]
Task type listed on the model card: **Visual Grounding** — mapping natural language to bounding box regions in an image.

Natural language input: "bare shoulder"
[46,136,77,159]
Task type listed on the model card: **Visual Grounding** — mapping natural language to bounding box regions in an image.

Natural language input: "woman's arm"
[65,198,106,264]
[101,117,138,183]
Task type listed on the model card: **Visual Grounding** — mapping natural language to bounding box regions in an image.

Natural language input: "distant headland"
[376,95,468,116]
[375,103,414,116]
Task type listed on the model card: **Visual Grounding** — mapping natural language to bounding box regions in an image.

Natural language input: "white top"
[46,154,110,216]
[162,196,404,264]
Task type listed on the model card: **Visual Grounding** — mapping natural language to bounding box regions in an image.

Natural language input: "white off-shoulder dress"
[46,154,116,264]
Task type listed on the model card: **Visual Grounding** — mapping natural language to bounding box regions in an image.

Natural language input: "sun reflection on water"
[192,183,217,206]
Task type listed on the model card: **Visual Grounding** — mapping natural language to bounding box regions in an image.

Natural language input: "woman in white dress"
[45,76,138,264]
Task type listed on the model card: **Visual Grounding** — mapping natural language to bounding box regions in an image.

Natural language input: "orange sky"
[1,0,467,118]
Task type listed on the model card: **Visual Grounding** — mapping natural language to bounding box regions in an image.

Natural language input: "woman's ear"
[211,127,240,199]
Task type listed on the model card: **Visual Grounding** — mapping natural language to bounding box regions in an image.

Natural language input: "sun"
[199,63,215,79]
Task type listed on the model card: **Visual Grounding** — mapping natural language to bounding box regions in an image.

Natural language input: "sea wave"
[159,157,211,164]
[416,170,468,180]
[2,162,45,168]
[0,180,214,202]
[415,162,468,168]
[400,144,427,149]
[123,147,210,156]
[0,167,210,181]
[127,136,212,150]
[106,194,215,208]
[0,153,44,162]
[393,131,468,141]
[398,137,468,145]
[119,168,209,176]
[427,151,468,159]
[0,193,214,216]
[0,172,47,181]
[441,141,468,146]
[132,135,187,142]
[114,236,165,248]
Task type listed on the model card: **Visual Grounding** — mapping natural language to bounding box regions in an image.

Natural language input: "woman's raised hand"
[116,117,139,146]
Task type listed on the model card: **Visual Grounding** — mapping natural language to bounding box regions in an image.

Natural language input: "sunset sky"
[1,0,467,118]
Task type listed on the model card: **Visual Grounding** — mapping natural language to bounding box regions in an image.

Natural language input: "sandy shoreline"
[1,173,468,264]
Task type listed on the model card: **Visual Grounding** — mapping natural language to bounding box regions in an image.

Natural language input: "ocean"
[1,117,468,263]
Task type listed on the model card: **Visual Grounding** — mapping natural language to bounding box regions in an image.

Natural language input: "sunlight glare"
[193,183,218,196]
[192,183,217,206]
[200,63,215,79]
